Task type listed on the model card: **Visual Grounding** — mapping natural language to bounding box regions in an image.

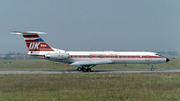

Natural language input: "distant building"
[0,53,39,60]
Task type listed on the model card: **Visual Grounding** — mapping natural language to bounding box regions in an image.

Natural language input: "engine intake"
[44,53,69,59]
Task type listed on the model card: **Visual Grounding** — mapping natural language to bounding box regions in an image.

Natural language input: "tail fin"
[11,31,54,52]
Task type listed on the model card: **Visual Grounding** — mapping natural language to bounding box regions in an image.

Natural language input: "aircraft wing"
[70,60,113,66]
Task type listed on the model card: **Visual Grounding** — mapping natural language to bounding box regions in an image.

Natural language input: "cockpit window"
[155,54,165,58]
[155,54,159,56]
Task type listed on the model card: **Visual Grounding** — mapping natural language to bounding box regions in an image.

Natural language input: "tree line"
[156,51,178,55]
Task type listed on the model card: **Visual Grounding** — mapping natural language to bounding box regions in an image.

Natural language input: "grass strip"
[0,73,180,100]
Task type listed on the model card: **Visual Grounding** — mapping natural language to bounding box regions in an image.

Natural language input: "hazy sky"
[1,0,180,53]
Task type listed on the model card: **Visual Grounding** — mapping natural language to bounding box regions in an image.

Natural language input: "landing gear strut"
[76,65,95,72]
[87,68,91,72]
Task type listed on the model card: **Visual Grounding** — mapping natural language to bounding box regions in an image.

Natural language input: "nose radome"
[166,58,170,62]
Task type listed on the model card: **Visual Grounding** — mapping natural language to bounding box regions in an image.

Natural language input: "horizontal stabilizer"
[10,31,46,35]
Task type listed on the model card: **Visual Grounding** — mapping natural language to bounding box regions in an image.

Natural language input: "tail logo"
[29,42,40,49]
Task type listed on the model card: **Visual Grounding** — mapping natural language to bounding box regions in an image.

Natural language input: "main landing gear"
[77,65,95,72]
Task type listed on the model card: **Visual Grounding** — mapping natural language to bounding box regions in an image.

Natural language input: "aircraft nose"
[166,58,170,62]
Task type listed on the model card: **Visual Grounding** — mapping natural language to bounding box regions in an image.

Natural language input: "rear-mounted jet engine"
[44,53,70,59]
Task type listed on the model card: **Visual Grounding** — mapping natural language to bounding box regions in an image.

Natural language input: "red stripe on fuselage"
[70,55,164,59]
[29,55,165,59]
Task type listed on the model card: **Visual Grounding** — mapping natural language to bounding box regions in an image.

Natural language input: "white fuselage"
[28,50,167,65]
[66,51,166,64]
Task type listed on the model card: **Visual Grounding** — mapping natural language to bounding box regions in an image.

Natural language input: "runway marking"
[0,69,180,74]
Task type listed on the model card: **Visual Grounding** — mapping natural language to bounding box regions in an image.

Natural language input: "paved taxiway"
[0,69,180,74]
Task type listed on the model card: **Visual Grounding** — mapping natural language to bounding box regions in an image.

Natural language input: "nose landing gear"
[149,64,154,71]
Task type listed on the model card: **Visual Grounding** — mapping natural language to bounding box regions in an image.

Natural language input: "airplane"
[11,31,170,72]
